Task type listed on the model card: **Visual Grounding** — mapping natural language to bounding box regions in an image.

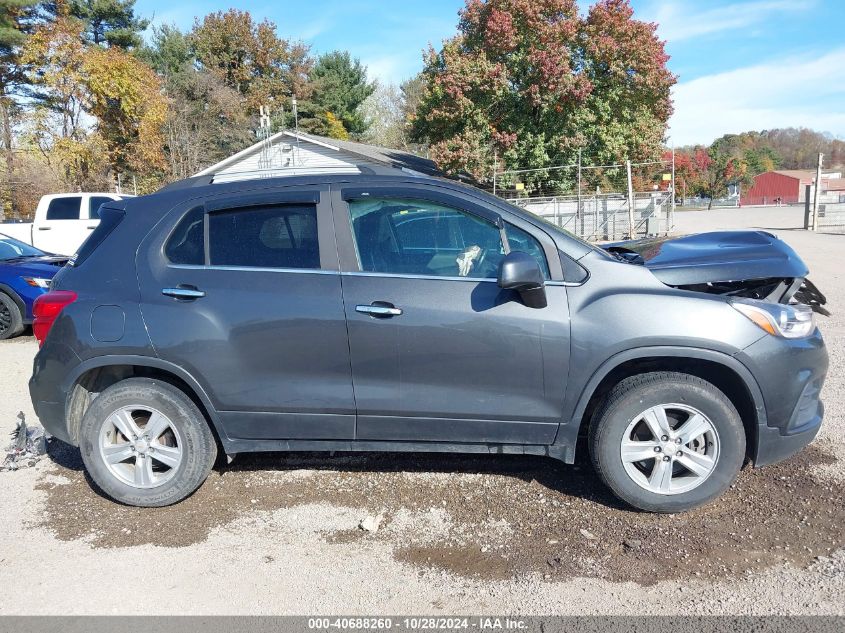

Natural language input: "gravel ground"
[0,205,843,615]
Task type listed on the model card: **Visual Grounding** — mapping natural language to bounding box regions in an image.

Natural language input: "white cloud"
[645,0,814,42]
[668,48,845,145]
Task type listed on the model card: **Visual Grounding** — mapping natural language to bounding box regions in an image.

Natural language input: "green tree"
[412,0,676,185]
[140,23,192,77]
[0,0,37,216]
[43,0,149,48]
[309,50,374,136]
[141,21,261,179]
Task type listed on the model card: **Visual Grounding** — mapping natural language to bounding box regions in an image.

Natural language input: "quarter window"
[208,204,320,269]
[165,206,204,265]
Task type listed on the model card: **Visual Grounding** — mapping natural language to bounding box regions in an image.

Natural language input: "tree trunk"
[0,95,15,221]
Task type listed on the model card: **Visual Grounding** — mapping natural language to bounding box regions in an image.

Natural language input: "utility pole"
[626,159,635,239]
[291,95,301,167]
[811,152,823,231]
[670,145,676,232]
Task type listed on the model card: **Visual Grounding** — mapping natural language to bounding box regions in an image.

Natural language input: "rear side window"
[46,197,81,220]
[208,204,319,269]
[89,196,115,219]
[70,206,124,267]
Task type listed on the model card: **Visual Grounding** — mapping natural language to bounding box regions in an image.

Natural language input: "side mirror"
[497,251,547,309]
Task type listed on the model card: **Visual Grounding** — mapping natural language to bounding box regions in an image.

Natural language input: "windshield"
[0,233,47,260]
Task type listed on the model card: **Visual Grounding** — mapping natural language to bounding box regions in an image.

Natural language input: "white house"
[194,130,442,183]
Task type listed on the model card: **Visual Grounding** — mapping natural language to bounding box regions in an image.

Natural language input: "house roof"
[825,178,845,191]
[195,130,442,178]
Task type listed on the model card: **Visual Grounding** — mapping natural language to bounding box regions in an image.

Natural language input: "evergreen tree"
[309,50,374,136]
[43,0,149,49]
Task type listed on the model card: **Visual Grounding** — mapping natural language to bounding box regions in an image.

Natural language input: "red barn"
[741,170,815,206]
[742,170,845,206]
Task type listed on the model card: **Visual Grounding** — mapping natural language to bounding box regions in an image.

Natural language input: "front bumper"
[755,401,823,467]
[738,327,828,467]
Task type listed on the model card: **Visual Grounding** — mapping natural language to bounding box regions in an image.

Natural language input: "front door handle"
[356,303,402,317]
[162,287,206,300]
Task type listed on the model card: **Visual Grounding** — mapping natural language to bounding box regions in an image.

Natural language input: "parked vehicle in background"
[0,193,129,256]
[28,172,829,512]
[0,234,66,339]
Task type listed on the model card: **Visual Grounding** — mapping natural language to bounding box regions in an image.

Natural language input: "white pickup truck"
[0,192,129,256]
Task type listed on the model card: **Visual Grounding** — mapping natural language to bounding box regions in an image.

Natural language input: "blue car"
[0,233,67,339]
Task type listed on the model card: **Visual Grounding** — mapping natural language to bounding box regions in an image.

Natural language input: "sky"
[136,0,845,147]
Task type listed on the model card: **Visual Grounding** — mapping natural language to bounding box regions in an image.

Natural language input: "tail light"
[33,291,77,346]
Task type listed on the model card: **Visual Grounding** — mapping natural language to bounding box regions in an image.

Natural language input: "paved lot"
[0,205,843,615]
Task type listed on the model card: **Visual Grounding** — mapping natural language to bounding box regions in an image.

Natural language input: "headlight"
[731,298,815,339]
[21,276,51,289]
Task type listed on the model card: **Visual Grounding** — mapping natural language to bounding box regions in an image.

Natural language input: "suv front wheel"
[79,378,217,507]
[589,371,746,513]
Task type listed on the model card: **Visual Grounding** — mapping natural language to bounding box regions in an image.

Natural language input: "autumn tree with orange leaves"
[411,0,676,188]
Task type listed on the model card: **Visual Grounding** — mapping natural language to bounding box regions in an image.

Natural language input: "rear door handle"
[162,287,206,300]
[37,226,51,231]
[356,303,402,317]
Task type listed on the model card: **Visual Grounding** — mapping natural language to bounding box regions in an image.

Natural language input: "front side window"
[208,204,319,269]
[348,197,504,279]
[347,197,550,280]
[505,222,550,279]
[46,197,81,220]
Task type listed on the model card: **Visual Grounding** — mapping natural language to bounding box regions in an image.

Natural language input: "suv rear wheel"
[79,378,217,507]
[589,371,745,513]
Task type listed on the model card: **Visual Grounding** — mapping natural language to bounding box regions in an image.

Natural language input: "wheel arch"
[63,355,230,451]
[558,346,766,463]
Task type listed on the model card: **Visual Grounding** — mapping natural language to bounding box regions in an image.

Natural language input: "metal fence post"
[804,185,812,229]
[492,152,497,196]
[625,159,635,238]
[812,152,823,231]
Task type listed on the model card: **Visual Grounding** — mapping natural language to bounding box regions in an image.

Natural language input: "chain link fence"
[492,159,675,242]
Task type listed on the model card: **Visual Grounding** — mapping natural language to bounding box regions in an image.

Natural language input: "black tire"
[79,378,217,507]
[589,371,746,513]
[0,292,24,340]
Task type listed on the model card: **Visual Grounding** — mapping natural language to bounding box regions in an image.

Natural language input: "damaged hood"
[604,231,808,286]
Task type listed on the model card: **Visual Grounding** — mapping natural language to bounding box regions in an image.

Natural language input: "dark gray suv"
[28,173,828,511]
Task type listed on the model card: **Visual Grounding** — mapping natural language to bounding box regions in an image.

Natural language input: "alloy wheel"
[98,405,183,488]
[0,302,11,335]
[620,403,720,495]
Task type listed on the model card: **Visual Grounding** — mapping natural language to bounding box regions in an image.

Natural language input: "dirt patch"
[35,440,844,585]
